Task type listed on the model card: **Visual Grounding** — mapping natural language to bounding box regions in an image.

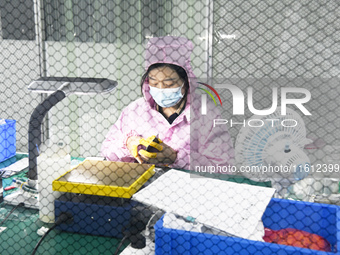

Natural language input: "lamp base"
[3,190,39,209]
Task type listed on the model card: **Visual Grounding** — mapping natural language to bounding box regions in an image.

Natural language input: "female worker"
[101,36,234,171]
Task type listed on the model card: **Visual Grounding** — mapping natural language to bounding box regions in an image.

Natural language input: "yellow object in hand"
[131,134,163,160]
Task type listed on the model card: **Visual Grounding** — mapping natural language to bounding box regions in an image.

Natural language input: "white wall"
[44,0,211,158]
[0,40,41,152]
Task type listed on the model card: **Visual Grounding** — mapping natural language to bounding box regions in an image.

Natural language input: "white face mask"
[149,83,184,108]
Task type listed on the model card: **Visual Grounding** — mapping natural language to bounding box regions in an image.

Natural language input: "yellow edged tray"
[52,160,155,199]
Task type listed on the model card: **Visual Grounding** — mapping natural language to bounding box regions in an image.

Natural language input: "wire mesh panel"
[0,0,339,254]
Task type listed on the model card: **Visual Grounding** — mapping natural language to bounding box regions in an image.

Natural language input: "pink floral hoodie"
[101,36,234,171]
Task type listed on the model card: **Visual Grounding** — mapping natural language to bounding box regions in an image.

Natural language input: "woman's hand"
[139,141,177,166]
[126,135,177,165]
[126,135,145,163]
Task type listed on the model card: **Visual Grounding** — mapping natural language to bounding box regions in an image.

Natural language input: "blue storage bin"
[0,119,16,163]
[154,198,340,255]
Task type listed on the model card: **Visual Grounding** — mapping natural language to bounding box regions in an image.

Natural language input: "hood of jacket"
[142,36,197,109]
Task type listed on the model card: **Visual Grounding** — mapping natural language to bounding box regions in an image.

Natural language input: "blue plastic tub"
[155,198,340,255]
[0,119,16,163]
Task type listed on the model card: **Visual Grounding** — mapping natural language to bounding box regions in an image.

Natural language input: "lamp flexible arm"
[28,90,66,180]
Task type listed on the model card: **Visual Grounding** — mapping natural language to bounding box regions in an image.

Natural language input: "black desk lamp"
[6,77,117,209]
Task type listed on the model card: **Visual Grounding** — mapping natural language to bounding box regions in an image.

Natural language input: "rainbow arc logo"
[197,82,222,115]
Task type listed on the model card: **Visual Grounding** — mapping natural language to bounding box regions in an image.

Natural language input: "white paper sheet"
[133,170,275,239]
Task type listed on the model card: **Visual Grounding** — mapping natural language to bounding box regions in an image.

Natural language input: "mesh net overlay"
[0,0,339,254]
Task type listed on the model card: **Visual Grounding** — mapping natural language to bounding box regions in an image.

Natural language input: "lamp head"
[28,77,117,95]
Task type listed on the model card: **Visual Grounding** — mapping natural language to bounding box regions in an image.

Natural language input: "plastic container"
[155,198,340,255]
[38,143,71,223]
[52,160,155,198]
[0,119,16,163]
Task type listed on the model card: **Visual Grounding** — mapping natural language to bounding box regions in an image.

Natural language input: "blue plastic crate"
[0,119,16,163]
[155,198,340,255]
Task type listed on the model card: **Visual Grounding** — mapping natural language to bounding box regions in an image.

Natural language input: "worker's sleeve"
[187,106,235,173]
[100,108,138,162]
[172,147,190,170]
